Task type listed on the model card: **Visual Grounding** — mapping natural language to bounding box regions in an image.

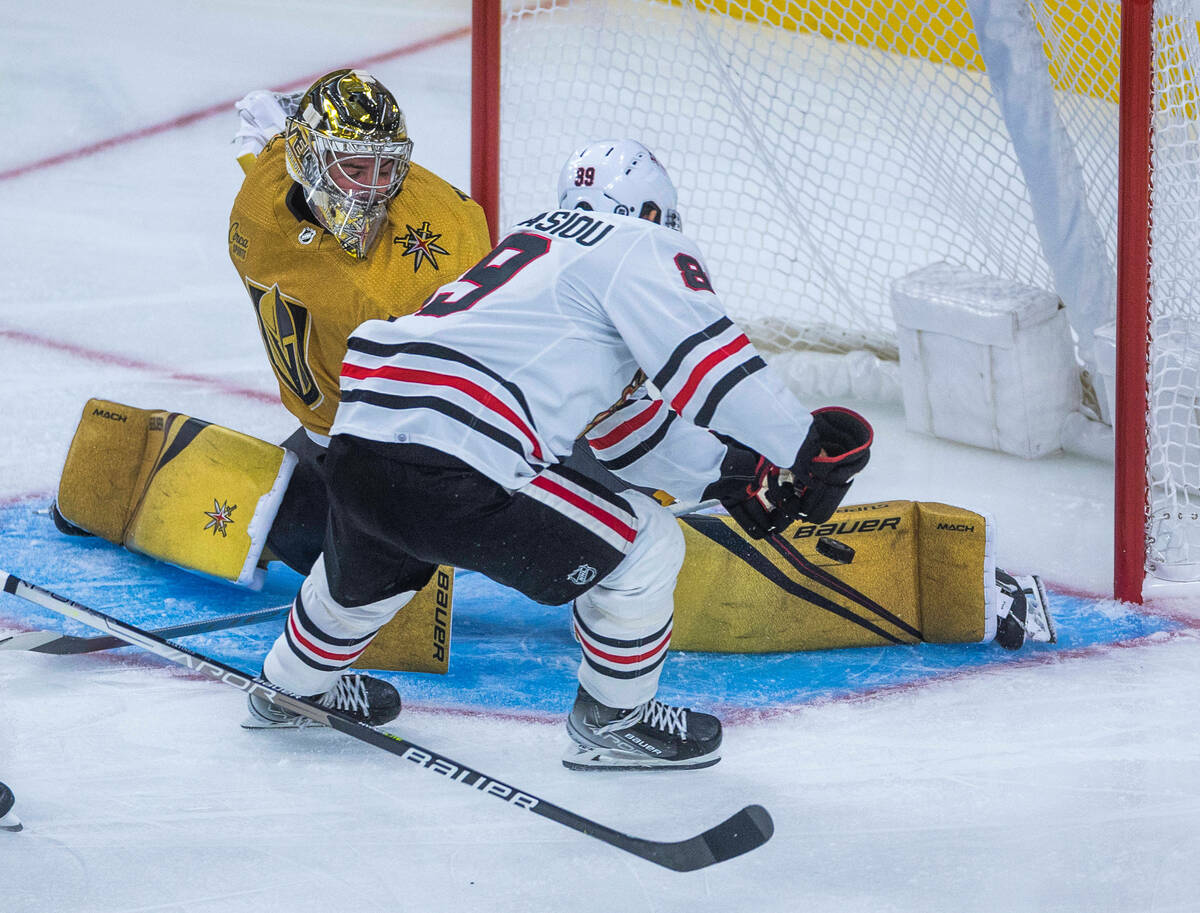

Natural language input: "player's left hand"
[790,407,873,524]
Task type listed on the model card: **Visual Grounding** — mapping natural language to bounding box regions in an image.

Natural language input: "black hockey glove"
[703,439,804,539]
[789,407,873,524]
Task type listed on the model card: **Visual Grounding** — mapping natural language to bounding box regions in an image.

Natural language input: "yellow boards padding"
[357,566,454,675]
[675,0,1130,104]
[671,501,991,653]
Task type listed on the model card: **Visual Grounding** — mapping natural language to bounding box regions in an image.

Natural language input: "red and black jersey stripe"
[651,317,768,427]
[341,339,549,466]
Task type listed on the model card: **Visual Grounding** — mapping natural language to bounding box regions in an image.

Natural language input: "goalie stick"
[2,500,714,655]
[0,569,773,871]
[0,604,289,655]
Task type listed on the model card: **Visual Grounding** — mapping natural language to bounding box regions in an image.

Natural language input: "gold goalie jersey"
[228,137,492,436]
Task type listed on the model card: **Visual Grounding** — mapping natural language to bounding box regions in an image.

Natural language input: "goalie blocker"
[53,398,452,674]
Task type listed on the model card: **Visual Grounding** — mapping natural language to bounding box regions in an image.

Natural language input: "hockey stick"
[0,603,290,655]
[0,570,773,871]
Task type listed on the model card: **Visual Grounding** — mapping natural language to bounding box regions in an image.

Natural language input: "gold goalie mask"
[284,69,414,258]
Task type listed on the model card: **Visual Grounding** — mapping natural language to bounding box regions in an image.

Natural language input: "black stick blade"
[633,804,774,872]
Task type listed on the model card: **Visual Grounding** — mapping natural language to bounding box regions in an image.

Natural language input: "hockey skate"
[563,686,722,771]
[0,781,21,832]
[994,569,1057,650]
[242,673,401,729]
[50,501,92,537]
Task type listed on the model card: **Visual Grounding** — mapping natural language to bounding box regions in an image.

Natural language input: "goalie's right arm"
[233,89,302,172]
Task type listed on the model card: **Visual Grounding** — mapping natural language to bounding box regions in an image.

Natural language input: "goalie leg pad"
[356,565,455,675]
[124,415,295,588]
[56,399,158,544]
[56,398,296,587]
[671,500,994,652]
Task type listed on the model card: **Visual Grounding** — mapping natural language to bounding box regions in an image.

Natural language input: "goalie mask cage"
[470,0,1200,604]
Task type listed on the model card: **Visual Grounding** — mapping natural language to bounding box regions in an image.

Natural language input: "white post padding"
[891,262,1081,459]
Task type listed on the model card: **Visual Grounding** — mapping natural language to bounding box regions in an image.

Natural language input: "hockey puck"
[816,536,855,565]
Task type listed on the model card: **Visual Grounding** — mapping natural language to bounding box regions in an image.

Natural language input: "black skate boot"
[563,686,722,771]
[995,569,1057,650]
[0,781,21,832]
[242,673,402,729]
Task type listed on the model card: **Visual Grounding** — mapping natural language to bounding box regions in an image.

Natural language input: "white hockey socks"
[574,493,684,709]
[263,558,416,696]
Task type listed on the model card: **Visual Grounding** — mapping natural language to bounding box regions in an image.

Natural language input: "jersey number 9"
[419,232,551,317]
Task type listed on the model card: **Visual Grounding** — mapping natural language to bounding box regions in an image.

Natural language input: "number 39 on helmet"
[556,140,682,230]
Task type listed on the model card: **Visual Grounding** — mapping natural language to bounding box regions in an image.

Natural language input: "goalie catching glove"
[705,407,873,539]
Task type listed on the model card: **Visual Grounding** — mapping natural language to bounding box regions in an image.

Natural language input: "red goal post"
[471,0,1200,603]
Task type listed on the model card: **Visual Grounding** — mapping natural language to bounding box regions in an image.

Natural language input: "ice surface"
[1,2,1199,911]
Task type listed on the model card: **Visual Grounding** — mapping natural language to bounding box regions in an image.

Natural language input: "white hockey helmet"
[556,140,681,230]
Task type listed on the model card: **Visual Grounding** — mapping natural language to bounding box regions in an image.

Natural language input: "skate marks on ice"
[0,500,1190,717]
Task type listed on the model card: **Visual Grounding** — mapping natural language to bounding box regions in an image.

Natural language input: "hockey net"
[480,0,1200,596]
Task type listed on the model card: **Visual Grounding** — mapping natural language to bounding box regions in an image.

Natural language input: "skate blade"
[0,812,22,832]
[1031,575,1057,644]
[240,714,317,730]
[1020,574,1057,645]
[562,741,721,772]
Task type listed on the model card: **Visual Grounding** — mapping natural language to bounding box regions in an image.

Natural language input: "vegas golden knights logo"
[244,278,322,407]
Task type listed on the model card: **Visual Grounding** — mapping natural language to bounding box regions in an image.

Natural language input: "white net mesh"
[497,0,1200,580]
[500,0,1063,359]
[1144,2,1200,579]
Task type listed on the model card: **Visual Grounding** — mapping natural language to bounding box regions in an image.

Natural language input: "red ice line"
[0,27,471,183]
[0,327,278,405]
[0,29,477,422]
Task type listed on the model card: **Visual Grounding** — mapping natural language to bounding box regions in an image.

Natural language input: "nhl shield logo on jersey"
[244,278,323,408]
[567,564,597,586]
[203,499,237,537]
[397,220,449,272]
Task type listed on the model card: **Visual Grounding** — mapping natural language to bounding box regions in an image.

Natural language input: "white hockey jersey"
[333,209,813,491]
[584,390,731,504]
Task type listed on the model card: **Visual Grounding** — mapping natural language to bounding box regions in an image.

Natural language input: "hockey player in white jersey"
[249,139,873,769]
